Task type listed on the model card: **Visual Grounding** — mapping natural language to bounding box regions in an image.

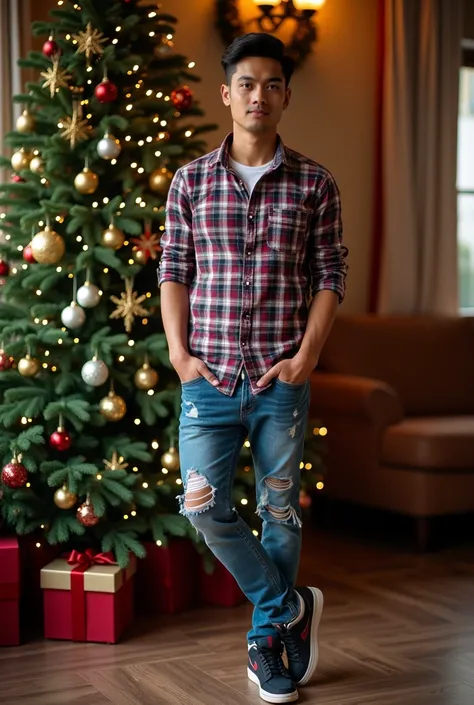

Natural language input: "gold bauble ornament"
[99,390,127,421]
[101,224,125,250]
[18,354,41,377]
[29,155,44,174]
[161,446,180,471]
[16,109,36,133]
[149,167,173,194]
[74,167,99,195]
[134,362,159,390]
[54,484,77,509]
[31,226,65,264]
[132,247,148,266]
[11,148,33,171]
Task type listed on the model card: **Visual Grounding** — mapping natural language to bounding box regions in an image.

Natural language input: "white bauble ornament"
[97,134,121,160]
[81,357,109,387]
[61,302,86,329]
[77,282,100,308]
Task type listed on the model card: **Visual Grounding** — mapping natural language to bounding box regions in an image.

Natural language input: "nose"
[252,86,267,105]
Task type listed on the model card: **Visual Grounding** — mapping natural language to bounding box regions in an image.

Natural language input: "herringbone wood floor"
[1,527,474,705]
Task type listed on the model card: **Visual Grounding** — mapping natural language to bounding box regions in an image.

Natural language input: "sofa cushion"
[381,416,474,470]
[319,315,474,415]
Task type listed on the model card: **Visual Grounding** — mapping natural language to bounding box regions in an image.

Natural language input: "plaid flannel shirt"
[159,133,348,396]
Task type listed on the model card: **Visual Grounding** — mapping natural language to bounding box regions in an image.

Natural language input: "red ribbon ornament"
[66,549,116,641]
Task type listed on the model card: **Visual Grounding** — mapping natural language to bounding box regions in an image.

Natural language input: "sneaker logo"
[301,622,310,641]
[250,660,259,671]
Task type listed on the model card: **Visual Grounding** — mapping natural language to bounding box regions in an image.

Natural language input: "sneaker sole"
[296,587,324,686]
[247,667,299,703]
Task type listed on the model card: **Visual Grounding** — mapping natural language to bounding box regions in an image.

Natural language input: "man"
[159,32,348,704]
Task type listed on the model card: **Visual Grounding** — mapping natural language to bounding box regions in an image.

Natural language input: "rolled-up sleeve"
[309,173,348,302]
[158,168,195,287]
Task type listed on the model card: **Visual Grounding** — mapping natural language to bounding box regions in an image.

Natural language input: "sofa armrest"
[310,372,404,426]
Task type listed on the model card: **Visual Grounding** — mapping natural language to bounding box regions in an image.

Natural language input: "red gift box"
[41,550,136,643]
[135,539,196,614]
[20,537,61,630]
[198,558,246,607]
[0,537,20,646]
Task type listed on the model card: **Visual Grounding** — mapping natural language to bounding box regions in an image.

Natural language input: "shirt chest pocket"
[267,207,310,253]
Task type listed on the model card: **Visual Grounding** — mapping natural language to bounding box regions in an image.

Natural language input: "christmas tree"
[0,0,217,566]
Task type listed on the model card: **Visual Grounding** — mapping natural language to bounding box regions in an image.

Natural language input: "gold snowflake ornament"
[103,451,129,472]
[130,231,162,262]
[110,278,147,333]
[41,55,72,97]
[73,23,107,59]
[60,104,91,149]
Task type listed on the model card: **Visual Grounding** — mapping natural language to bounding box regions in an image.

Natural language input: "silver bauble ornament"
[81,357,109,387]
[97,134,121,160]
[76,282,100,308]
[61,302,86,329]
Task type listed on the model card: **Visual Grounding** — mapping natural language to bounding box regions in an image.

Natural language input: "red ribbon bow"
[66,549,116,641]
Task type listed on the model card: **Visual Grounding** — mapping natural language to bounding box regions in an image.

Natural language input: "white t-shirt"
[229,157,273,195]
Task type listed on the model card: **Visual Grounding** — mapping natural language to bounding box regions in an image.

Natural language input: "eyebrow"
[237,76,283,83]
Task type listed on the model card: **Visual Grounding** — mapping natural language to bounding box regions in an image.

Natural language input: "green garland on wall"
[215,0,318,69]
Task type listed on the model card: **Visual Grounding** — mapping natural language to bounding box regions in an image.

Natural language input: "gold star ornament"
[41,55,72,97]
[109,278,148,333]
[73,23,107,59]
[103,451,129,472]
[60,102,91,149]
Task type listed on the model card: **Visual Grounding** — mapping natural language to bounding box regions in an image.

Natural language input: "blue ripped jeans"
[178,371,310,642]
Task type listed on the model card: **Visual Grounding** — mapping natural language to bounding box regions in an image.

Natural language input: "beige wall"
[24,0,379,312]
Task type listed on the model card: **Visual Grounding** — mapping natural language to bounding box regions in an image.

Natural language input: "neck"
[229,124,278,166]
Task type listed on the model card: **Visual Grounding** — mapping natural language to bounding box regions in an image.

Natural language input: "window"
[457,51,474,313]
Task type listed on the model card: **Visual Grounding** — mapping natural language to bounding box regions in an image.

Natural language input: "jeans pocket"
[181,376,205,388]
[275,378,307,390]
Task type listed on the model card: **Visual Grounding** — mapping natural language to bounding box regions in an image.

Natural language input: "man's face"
[221,56,291,134]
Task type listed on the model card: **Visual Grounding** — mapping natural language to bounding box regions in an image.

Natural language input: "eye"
[268,84,280,90]
[240,83,251,89]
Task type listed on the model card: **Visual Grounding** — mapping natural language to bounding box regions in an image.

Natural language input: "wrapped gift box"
[135,539,196,614]
[41,551,136,643]
[198,558,246,608]
[20,537,61,631]
[0,537,20,646]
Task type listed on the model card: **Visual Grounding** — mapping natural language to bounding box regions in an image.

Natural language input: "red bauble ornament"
[0,260,10,277]
[171,86,193,111]
[42,37,60,58]
[76,499,99,527]
[94,79,118,103]
[11,174,25,183]
[1,459,28,488]
[0,350,13,371]
[299,490,312,510]
[49,427,72,452]
[23,245,36,263]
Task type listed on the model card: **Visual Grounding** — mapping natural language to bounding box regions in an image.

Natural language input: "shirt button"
[248,214,254,220]
[242,342,247,347]
[245,281,250,286]
[246,250,252,256]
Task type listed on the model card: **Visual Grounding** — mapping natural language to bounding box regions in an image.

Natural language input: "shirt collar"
[210,132,296,171]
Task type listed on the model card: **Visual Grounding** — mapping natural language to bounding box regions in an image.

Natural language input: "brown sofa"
[309,315,474,548]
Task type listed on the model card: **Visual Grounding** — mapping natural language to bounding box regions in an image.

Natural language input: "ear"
[221,83,231,107]
[283,87,292,110]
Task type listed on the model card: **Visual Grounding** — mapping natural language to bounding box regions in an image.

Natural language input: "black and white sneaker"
[278,586,324,686]
[247,635,299,703]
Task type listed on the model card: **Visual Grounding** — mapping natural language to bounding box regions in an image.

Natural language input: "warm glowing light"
[319,427,328,436]
[142,482,148,488]
[134,418,141,425]
[241,498,248,505]
[316,481,324,490]
[152,441,159,449]
[156,539,162,546]
[293,0,326,9]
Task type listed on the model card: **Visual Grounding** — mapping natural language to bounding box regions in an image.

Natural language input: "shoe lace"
[259,646,288,680]
[281,629,300,663]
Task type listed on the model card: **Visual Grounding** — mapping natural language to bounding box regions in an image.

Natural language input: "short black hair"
[221,33,295,87]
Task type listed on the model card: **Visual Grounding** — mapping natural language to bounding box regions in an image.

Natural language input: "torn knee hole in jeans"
[265,477,293,491]
[258,502,303,527]
[178,470,216,515]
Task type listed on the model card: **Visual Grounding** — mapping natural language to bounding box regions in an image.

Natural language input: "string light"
[120,202,126,208]
[92,201,98,208]
[68,273,74,278]
[151,441,159,449]
[155,150,162,157]
[142,482,148,488]
[320,427,328,436]
[162,468,169,475]
[82,245,88,251]
[138,168,145,174]
[73,337,80,343]
[188,62,196,68]
[44,350,50,357]
[316,481,324,490]
[148,11,157,17]
[103,197,109,204]
[36,289,42,296]
[112,39,118,45]
[56,266,62,272]
[111,159,117,165]
[118,355,125,362]
[241,499,248,505]
[36,541,41,547]
[22,264,27,270]
[131,510,137,517]
[21,417,28,424]
[58,339,63,344]
[133,466,138,472]
[123,514,129,520]
[97,474,102,480]
[103,267,109,273]
[156,540,162,546]
[147,389,154,396]
[252,530,259,537]
[17,245,23,252]
[11,267,17,274]
[76,235,82,242]
[128,340,135,346]
[176,478,182,485]
[305,463,312,469]
[42,319,48,326]
[134,418,141,425]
